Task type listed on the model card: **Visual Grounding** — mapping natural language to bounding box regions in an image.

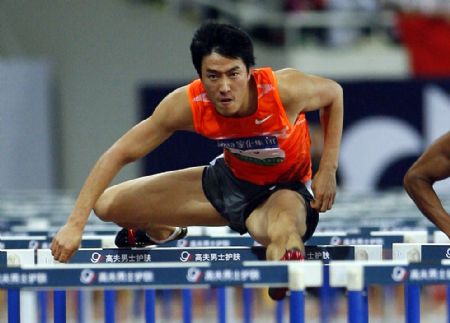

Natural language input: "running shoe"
[114,227,188,248]
[268,249,305,301]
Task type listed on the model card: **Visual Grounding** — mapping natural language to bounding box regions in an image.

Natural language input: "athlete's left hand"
[310,169,337,212]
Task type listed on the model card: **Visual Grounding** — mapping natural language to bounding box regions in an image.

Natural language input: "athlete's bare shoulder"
[427,131,450,161]
[274,68,305,89]
[152,84,194,132]
[274,67,333,98]
[273,68,307,111]
[274,67,342,114]
[274,67,303,79]
[438,131,450,156]
[165,85,190,105]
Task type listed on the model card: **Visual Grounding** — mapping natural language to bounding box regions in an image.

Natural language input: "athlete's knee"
[93,188,118,222]
[268,210,304,238]
[267,209,306,250]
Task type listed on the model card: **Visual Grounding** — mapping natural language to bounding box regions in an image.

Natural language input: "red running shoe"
[114,227,188,248]
[268,249,304,301]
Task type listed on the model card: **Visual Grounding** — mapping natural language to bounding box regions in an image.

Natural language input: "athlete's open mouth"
[220,98,233,107]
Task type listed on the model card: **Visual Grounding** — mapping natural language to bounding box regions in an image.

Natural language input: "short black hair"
[190,21,255,76]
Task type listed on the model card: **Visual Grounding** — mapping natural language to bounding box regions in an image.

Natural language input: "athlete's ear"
[247,67,253,80]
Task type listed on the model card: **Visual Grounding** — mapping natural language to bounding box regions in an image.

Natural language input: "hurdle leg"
[144,289,156,323]
[348,290,364,323]
[289,264,307,323]
[77,290,85,323]
[37,291,47,323]
[319,264,333,323]
[161,290,172,319]
[104,289,116,323]
[275,300,284,323]
[362,286,369,323]
[182,289,192,323]
[132,290,142,319]
[53,290,66,323]
[21,291,36,323]
[447,285,450,323]
[404,284,420,323]
[8,288,20,323]
[345,266,366,323]
[290,290,305,323]
[243,288,253,323]
[217,287,226,323]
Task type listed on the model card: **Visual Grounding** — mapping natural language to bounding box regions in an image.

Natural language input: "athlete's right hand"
[50,222,83,263]
[310,168,337,213]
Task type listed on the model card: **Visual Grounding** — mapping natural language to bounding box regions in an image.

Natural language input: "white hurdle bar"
[433,231,450,244]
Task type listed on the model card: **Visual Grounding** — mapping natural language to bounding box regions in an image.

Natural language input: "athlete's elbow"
[104,145,138,167]
[325,81,344,113]
[403,168,415,190]
[334,81,343,95]
[328,80,343,101]
[403,167,426,195]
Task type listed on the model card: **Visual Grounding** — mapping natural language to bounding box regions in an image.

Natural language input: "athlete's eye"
[207,74,218,80]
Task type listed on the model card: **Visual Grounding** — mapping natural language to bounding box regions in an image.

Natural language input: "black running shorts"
[202,157,319,241]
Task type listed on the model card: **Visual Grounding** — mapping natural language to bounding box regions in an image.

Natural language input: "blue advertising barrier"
[36,245,380,264]
[34,244,379,323]
[0,261,323,323]
[0,243,380,323]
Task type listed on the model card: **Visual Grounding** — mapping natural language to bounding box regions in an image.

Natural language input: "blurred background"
[0,0,449,193]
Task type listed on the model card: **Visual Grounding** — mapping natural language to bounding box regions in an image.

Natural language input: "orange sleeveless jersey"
[188,67,312,185]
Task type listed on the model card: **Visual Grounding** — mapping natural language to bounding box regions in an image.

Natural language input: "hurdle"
[0,257,322,323]
[0,243,381,323]
[0,249,36,323]
[2,228,429,323]
[0,234,113,323]
[150,230,388,323]
[330,258,450,323]
[330,259,407,323]
[393,243,450,323]
[37,244,381,323]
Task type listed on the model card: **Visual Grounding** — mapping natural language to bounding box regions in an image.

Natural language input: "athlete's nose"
[219,78,231,94]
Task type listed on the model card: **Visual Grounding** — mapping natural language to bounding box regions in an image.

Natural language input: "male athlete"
[404,131,450,238]
[51,21,343,300]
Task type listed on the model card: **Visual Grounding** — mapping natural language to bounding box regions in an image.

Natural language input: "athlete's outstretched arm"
[404,131,450,238]
[51,86,193,262]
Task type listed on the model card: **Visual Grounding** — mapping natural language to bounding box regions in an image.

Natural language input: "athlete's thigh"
[102,166,227,227]
[245,189,307,246]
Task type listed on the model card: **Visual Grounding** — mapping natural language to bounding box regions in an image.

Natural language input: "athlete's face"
[200,52,251,117]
